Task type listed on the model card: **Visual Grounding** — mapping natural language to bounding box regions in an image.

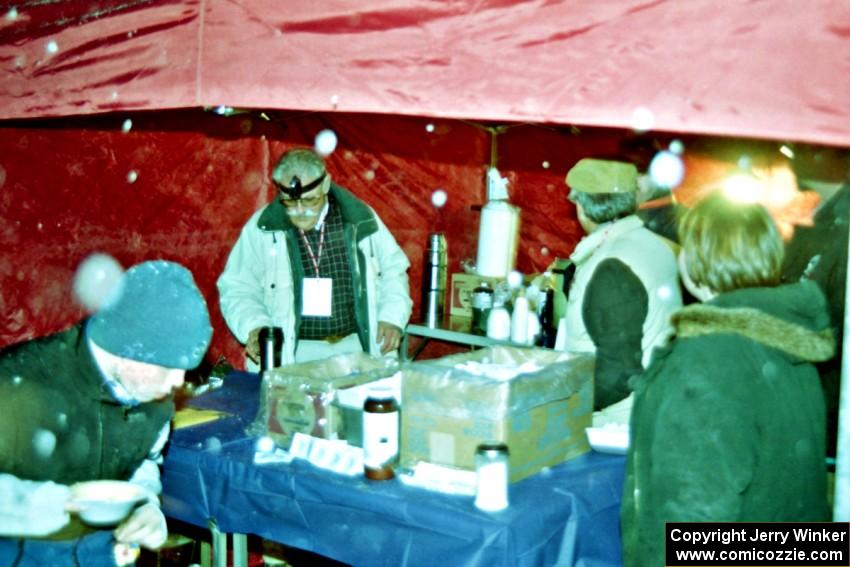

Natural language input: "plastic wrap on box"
[250,352,399,449]
[400,345,593,482]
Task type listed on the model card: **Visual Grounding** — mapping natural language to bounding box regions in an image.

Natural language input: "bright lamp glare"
[721,174,765,204]
[720,164,797,208]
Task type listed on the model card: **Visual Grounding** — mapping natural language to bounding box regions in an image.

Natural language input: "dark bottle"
[471,281,494,336]
[363,388,399,480]
[538,288,557,349]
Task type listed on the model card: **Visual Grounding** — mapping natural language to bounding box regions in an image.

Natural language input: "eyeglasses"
[280,192,325,209]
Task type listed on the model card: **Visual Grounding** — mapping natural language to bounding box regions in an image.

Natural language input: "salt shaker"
[474,442,509,511]
[486,302,511,340]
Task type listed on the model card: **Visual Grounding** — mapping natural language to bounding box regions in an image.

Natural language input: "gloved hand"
[245,328,262,364]
[0,475,73,536]
[113,502,168,550]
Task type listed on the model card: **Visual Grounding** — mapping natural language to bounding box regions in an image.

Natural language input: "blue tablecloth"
[161,372,626,567]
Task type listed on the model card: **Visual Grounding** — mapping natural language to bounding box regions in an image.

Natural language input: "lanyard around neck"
[299,223,326,277]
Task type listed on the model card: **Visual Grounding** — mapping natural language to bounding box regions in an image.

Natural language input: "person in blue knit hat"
[0,259,212,566]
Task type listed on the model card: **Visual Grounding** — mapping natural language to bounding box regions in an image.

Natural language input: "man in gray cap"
[564,158,682,425]
[0,259,213,566]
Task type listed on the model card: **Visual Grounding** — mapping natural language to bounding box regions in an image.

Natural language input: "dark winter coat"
[0,322,173,485]
[621,281,834,567]
[782,183,850,456]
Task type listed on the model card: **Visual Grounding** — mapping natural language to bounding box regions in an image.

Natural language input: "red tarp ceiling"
[2,0,850,145]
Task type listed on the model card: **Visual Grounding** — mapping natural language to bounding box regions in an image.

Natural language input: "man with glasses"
[218,147,412,367]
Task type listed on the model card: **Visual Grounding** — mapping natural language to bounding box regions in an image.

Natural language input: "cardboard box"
[449,273,503,317]
[260,352,398,449]
[400,346,593,482]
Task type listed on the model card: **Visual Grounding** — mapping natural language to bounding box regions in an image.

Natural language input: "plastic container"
[474,442,509,511]
[486,305,511,340]
[475,201,520,278]
[510,293,529,344]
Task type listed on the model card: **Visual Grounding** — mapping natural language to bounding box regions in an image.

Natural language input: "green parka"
[621,281,835,567]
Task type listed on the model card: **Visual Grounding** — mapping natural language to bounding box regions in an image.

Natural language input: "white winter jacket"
[217,184,412,366]
[565,215,681,366]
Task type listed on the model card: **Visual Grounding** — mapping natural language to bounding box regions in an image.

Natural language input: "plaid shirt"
[297,194,359,339]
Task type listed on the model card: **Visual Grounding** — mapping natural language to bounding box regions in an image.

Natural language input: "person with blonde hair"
[621,190,834,567]
[677,191,783,300]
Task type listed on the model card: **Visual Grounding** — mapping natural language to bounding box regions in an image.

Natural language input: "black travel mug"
[258,326,283,372]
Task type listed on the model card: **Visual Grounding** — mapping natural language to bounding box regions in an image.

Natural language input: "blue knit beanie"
[87,260,213,369]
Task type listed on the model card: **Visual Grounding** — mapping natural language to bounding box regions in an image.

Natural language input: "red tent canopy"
[2,0,850,145]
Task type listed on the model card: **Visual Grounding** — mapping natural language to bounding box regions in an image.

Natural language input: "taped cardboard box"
[400,346,593,482]
[252,352,399,449]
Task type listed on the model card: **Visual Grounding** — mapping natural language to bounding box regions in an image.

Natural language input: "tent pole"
[490,128,498,170]
[832,215,850,520]
[484,125,506,170]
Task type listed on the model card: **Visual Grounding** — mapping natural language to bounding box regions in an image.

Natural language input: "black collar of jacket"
[257,182,379,240]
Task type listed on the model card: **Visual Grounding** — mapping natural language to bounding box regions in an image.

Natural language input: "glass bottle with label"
[471,281,494,335]
[363,388,399,480]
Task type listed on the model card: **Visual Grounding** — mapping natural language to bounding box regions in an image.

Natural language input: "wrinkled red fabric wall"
[2,1,850,145]
[0,109,628,368]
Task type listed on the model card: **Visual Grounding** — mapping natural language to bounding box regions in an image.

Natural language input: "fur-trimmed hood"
[672,281,835,363]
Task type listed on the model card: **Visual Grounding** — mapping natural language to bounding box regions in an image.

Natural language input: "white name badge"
[302,277,333,317]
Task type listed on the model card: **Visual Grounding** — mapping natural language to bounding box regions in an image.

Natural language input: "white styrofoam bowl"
[585,425,630,455]
[70,480,146,526]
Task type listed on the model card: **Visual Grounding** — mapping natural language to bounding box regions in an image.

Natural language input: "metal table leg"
[232,533,248,567]
[400,331,409,361]
[200,540,211,567]
[208,520,227,567]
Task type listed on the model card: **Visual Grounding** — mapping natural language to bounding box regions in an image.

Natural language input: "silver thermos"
[421,233,447,328]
